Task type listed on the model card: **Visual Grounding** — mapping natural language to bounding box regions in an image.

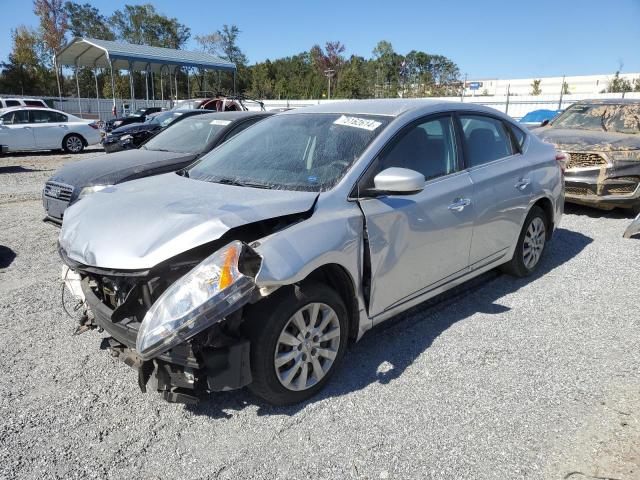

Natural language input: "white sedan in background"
[0,107,101,154]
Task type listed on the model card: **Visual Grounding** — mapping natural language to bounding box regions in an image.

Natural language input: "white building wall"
[465,72,640,96]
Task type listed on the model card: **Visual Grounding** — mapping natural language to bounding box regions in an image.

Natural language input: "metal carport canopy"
[56,37,236,73]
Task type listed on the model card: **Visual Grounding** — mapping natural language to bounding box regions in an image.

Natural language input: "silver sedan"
[59,99,564,405]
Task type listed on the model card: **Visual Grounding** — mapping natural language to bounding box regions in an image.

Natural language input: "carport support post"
[174,68,179,100]
[75,63,83,117]
[54,56,62,105]
[233,70,237,95]
[505,84,510,115]
[109,59,117,117]
[186,68,190,99]
[93,66,100,121]
[151,72,155,101]
[144,63,151,106]
[128,62,135,112]
[160,66,165,103]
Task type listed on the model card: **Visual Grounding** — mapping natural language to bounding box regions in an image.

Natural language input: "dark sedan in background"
[102,106,163,133]
[102,109,211,153]
[43,111,273,223]
[534,99,640,214]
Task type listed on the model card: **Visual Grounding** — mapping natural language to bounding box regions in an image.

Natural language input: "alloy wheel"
[66,136,83,153]
[522,217,546,270]
[274,302,341,391]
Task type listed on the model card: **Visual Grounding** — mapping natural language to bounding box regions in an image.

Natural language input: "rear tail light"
[89,122,99,130]
[555,152,567,174]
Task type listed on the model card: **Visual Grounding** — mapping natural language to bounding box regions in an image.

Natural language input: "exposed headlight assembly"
[120,134,133,142]
[78,184,112,199]
[136,241,258,360]
[609,150,640,161]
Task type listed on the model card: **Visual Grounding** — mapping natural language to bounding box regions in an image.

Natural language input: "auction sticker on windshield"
[333,115,382,131]
[210,119,232,126]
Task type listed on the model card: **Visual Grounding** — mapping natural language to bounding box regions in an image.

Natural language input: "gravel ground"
[1,151,639,480]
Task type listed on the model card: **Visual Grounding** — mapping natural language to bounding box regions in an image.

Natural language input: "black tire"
[242,282,349,406]
[630,201,640,217]
[62,134,85,153]
[500,205,548,277]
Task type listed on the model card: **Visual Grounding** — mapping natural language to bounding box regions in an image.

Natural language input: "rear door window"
[5,100,20,107]
[25,100,46,107]
[459,115,515,167]
[30,110,56,123]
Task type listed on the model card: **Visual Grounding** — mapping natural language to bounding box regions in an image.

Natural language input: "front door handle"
[515,178,531,190]
[448,198,471,212]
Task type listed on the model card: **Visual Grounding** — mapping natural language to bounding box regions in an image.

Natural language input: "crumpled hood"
[533,127,640,152]
[59,172,318,270]
[49,149,195,188]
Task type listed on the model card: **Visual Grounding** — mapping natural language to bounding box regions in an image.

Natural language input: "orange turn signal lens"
[218,245,238,290]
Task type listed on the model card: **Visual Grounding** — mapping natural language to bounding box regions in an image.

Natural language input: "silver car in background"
[59,99,563,405]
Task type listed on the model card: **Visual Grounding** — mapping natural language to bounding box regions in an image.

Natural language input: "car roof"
[0,106,61,114]
[575,98,640,105]
[185,111,274,121]
[277,98,501,117]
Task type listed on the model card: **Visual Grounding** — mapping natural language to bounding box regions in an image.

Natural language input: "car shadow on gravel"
[187,227,593,418]
[0,245,17,268]
[0,165,49,174]
[565,203,637,220]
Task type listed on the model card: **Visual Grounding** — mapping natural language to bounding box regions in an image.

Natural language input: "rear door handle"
[448,198,471,212]
[515,178,531,190]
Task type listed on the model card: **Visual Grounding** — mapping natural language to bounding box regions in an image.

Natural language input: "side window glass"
[7,111,30,124]
[5,100,20,107]
[223,119,258,141]
[31,110,54,123]
[25,100,44,107]
[510,124,526,149]
[53,112,67,122]
[460,115,514,167]
[378,115,458,181]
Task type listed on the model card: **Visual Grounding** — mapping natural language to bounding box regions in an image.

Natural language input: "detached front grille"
[44,181,73,201]
[566,152,607,170]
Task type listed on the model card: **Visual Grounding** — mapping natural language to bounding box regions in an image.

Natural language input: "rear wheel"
[243,282,348,406]
[500,206,548,277]
[62,134,85,153]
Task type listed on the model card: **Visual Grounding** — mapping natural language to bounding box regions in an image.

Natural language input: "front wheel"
[62,134,85,153]
[243,282,348,406]
[500,205,548,277]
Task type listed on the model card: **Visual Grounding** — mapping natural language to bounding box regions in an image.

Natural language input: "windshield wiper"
[213,177,274,189]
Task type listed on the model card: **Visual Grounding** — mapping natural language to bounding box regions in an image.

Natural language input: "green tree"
[337,55,367,98]
[531,79,542,95]
[64,2,114,39]
[0,26,43,95]
[372,40,401,97]
[110,4,190,48]
[216,25,247,66]
[607,71,632,93]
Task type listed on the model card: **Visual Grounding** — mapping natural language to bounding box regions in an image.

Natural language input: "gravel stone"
[1,151,639,479]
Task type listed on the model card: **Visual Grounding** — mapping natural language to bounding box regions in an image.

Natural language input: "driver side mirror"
[540,119,550,127]
[371,167,425,196]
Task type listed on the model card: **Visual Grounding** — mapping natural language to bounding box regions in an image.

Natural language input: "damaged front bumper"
[563,152,640,209]
[61,241,262,404]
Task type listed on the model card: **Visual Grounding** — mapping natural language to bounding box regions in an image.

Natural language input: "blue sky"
[1,0,639,79]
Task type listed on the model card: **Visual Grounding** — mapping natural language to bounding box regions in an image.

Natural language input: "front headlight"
[608,151,640,161]
[136,241,257,360]
[120,134,133,142]
[78,184,111,199]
